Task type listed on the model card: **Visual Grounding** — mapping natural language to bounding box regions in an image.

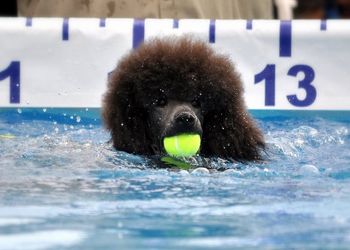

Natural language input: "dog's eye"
[153,97,167,107]
[191,99,201,108]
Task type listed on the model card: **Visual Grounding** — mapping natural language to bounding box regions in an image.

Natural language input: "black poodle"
[102,37,265,162]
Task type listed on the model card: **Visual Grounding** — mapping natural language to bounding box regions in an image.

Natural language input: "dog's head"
[103,37,265,162]
[145,98,203,154]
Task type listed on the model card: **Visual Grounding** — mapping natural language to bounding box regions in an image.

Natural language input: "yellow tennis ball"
[0,134,15,139]
[163,134,201,157]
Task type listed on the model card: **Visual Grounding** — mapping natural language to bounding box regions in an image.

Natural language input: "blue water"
[0,109,350,249]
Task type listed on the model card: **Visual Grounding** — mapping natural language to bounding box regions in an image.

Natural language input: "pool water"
[0,110,350,249]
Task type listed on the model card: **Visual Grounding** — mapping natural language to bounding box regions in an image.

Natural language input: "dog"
[102,37,265,162]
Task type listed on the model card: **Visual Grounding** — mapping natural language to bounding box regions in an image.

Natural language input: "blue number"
[0,61,20,103]
[254,64,276,106]
[287,65,316,107]
[255,64,317,107]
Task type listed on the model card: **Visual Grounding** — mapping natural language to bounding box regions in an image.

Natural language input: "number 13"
[254,64,317,107]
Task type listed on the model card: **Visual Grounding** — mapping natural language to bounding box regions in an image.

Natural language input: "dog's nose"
[175,112,195,126]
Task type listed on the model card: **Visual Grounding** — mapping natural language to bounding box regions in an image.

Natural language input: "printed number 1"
[254,64,275,106]
[0,61,20,103]
[254,64,316,107]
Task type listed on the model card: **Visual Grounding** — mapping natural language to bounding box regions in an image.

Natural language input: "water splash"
[0,114,349,249]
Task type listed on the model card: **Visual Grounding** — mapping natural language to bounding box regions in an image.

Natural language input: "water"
[0,110,350,249]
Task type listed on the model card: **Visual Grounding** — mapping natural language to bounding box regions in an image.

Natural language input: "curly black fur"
[102,37,265,162]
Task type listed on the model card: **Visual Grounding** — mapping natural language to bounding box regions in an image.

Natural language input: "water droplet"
[17,108,22,114]
[76,116,81,123]
[179,170,190,176]
[191,167,210,175]
[43,108,47,112]
[299,164,320,176]
[223,169,242,176]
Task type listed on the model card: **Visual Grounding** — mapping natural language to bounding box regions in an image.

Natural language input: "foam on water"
[0,112,350,249]
[0,230,86,250]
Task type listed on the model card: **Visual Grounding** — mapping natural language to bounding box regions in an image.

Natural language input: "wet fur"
[102,37,265,162]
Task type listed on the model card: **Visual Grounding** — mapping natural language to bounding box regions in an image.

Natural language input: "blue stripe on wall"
[100,18,106,27]
[320,20,327,30]
[62,18,69,41]
[26,18,32,27]
[173,19,179,28]
[246,20,252,30]
[279,20,292,57]
[209,19,215,43]
[133,19,145,49]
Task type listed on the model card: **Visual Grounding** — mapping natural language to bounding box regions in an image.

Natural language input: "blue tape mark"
[279,20,292,57]
[246,20,252,30]
[107,70,114,82]
[100,18,106,27]
[209,19,215,43]
[133,19,144,49]
[320,20,327,31]
[173,19,179,28]
[62,18,69,41]
[26,18,32,27]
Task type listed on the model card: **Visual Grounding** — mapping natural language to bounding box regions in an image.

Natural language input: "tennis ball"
[0,134,15,139]
[163,134,201,157]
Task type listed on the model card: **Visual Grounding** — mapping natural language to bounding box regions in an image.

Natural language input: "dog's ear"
[102,81,152,155]
[201,107,265,162]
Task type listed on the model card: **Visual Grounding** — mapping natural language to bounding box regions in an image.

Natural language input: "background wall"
[0,18,349,111]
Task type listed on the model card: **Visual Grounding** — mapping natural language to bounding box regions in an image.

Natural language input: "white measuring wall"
[0,18,349,110]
